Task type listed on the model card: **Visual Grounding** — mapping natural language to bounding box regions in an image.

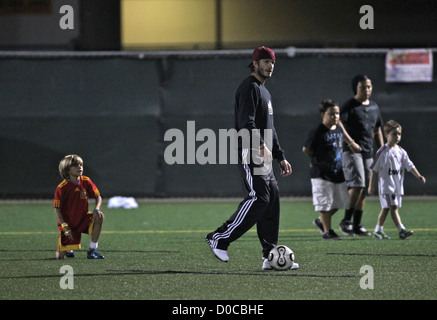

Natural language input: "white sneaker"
[205,236,229,262]
[212,249,229,262]
[262,258,299,271]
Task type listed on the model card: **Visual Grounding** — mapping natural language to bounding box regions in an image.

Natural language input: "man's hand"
[279,160,292,177]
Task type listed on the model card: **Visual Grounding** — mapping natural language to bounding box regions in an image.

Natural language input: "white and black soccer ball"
[268,245,295,271]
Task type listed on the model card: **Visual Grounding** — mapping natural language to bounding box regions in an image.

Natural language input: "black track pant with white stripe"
[210,158,280,258]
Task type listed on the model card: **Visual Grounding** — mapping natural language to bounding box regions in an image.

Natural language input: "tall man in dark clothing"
[206,47,296,270]
[339,75,384,236]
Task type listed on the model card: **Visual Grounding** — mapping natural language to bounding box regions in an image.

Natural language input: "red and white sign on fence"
[385,49,433,83]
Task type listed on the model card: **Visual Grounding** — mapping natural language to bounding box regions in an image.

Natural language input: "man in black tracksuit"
[206,47,295,270]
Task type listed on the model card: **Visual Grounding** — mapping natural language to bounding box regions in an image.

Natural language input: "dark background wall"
[0,51,435,198]
[0,0,436,198]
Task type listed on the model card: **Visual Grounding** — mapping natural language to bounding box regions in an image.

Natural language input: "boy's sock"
[397,224,405,232]
[89,241,98,249]
[375,225,383,233]
[343,208,354,221]
[353,209,363,228]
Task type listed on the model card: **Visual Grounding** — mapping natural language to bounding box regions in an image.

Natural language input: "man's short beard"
[256,68,269,80]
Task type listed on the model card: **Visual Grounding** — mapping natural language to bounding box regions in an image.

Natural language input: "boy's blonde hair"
[59,154,83,179]
[383,120,402,137]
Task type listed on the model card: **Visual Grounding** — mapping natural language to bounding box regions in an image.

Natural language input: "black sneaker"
[339,220,355,236]
[399,228,414,239]
[353,225,371,236]
[66,250,75,258]
[312,217,324,234]
[87,248,105,259]
[322,229,342,240]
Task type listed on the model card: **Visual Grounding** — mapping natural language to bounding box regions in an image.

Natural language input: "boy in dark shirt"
[303,99,359,240]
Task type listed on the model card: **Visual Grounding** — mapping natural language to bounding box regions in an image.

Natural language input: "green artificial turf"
[1,199,436,301]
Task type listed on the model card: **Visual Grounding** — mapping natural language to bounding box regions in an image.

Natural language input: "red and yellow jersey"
[53,176,100,229]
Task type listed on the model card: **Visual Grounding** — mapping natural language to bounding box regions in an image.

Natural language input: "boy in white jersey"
[368,120,426,239]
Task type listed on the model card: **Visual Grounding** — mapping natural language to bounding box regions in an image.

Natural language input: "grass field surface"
[1,199,436,305]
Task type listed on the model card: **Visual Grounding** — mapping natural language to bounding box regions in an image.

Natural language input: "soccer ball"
[268,245,295,271]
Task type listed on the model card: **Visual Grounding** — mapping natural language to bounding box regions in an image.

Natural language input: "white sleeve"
[402,149,415,172]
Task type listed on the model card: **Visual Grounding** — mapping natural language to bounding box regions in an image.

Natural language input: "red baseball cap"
[252,46,276,61]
